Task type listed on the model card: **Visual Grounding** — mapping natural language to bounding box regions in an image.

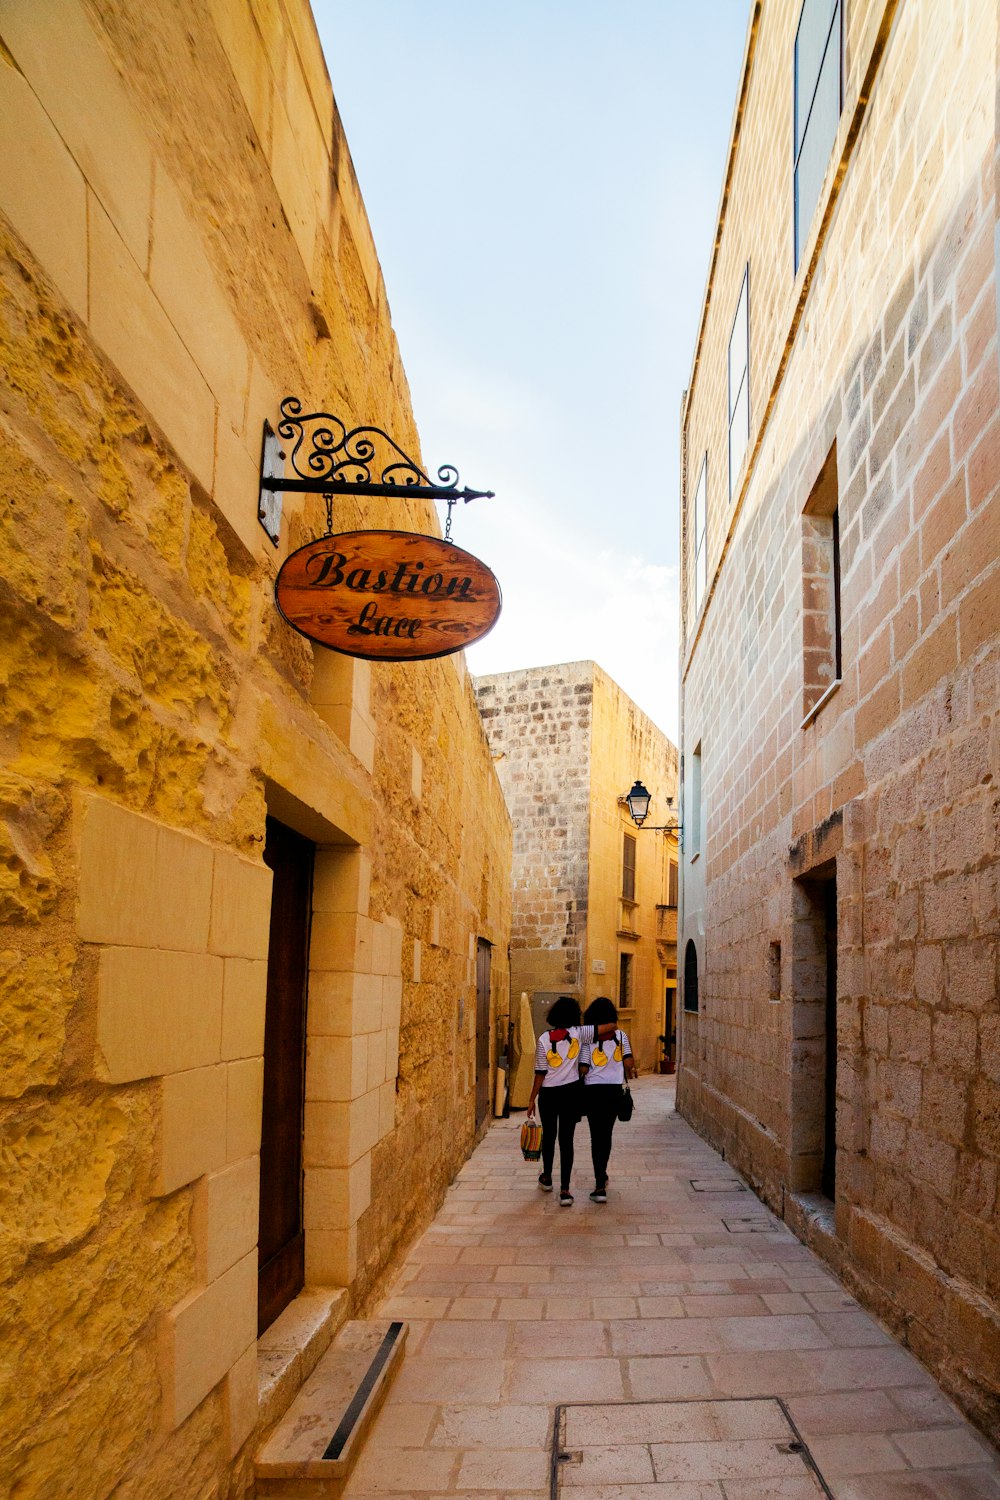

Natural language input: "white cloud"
[462,488,680,741]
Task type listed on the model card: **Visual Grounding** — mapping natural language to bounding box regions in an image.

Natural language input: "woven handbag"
[520,1119,543,1161]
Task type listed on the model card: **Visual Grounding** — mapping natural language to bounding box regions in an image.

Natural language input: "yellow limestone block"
[162,1249,256,1428]
[78,796,214,952]
[96,946,223,1082]
[158,1065,227,1196]
[209,849,272,960]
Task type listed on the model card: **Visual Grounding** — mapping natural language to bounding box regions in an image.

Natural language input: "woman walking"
[580,996,635,1203]
[526,998,619,1206]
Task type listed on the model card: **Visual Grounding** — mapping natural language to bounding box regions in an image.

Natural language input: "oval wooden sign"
[275,530,502,662]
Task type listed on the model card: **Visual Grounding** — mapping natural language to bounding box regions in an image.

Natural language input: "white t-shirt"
[534,1025,598,1087]
[581,1029,632,1086]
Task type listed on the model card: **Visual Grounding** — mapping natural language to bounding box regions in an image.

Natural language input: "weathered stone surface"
[677,0,1000,1447]
[0,945,75,1096]
[475,661,679,1072]
[0,2,511,1495]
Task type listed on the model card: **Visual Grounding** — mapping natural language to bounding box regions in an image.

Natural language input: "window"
[687,743,703,859]
[667,859,679,908]
[683,939,699,1013]
[728,268,750,500]
[619,952,633,1009]
[794,0,843,270]
[692,455,708,614]
[622,832,637,902]
[801,443,842,722]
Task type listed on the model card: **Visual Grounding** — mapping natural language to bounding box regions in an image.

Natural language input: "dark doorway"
[665,986,677,1069]
[258,817,314,1335]
[822,877,838,1200]
[475,939,492,1129]
[790,864,837,1200]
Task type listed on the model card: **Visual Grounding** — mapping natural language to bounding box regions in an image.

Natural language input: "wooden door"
[258,817,314,1335]
[475,939,492,1129]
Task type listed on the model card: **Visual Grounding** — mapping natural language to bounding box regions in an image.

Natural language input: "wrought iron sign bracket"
[258,396,494,547]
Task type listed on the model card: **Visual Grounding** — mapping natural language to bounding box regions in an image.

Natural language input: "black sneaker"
[590,1185,607,1203]
[559,1189,573,1207]
[538,1173,553,1191]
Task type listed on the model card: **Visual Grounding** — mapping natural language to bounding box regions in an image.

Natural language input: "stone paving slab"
[342,1077,1000,1500]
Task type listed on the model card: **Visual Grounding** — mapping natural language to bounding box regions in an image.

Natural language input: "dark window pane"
[795,22,841,265]
[683,939,699,1013]
[795,0,839,154]
[619,952,633,1007]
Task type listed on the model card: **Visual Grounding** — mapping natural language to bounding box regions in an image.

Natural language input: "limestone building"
[475,662,679,1073]
[0,2,511,1494]
[678,0,999,1440]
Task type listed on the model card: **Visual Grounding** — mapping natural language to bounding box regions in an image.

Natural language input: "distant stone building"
[475,662,679,1072]
[0,2,510,1495]
[678,0,999,1441]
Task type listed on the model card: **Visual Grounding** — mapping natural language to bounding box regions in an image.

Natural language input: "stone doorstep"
[258,1288,350,1434]
[255,1320,407,1498]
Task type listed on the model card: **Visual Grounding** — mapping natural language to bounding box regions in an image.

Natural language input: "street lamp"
[623,780,683,834]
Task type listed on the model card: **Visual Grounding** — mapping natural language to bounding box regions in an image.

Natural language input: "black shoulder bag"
[616,1033,634,1121]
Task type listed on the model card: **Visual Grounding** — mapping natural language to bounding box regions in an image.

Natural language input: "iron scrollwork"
[263,397,494,505]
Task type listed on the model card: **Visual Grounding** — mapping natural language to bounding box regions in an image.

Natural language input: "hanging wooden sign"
[275,530,502,662]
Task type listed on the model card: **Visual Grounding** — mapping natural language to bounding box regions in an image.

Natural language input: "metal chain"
[324,493,334,535]
[445,497,455,542]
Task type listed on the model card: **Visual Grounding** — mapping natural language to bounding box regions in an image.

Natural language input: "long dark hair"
[546,995,582,1029]
[584,995,618,1027]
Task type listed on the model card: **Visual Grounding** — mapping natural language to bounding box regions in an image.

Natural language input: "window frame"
[728,265,751,503]
[622,831,637,903]
[687,742,703,861]
[692,454,708,616]
[619,951,633,1010]
[683,938,700,1014]
[793,0,844,271]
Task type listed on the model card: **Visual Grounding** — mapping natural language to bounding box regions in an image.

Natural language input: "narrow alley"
[346,1079,1000,1499]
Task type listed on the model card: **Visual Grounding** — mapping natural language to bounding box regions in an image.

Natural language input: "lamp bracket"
[258,397,494,545]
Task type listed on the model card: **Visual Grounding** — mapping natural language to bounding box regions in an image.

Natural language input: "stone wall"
[587,668,679,1071]
[476,663,592,1001]
[0,1,510,1495]
[678,0,999,1441]
[476,663,678,1071]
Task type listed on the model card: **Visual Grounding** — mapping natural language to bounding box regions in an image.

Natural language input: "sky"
[312,2,750,743]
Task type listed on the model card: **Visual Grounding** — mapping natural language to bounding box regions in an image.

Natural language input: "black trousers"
[538,1083,581,1188]
[585,1086,620,1187]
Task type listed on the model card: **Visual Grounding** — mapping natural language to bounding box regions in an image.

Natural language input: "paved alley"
[345,1077,1000,1500]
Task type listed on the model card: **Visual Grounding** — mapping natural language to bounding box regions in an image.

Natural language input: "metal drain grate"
[723,1214,777,1232]
[552,1397,834,1498]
